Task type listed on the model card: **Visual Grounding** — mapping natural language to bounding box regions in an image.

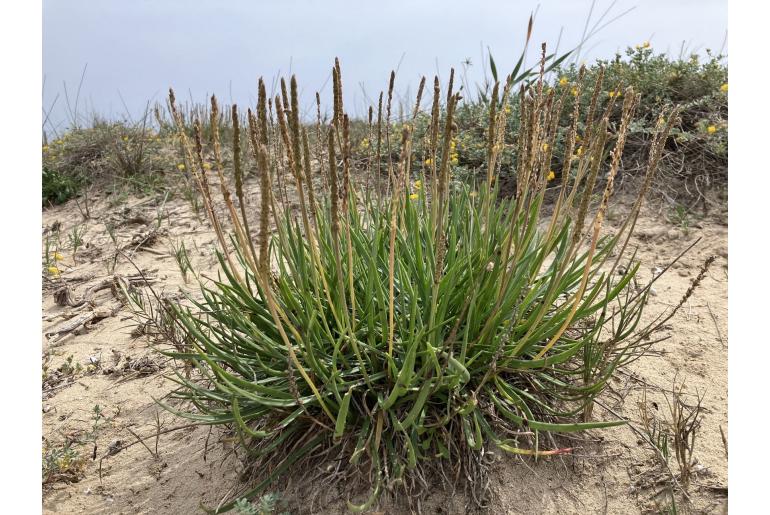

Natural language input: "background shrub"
[42,166,82,206]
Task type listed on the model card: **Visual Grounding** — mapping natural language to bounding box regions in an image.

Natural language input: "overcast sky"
[43,0,727,131]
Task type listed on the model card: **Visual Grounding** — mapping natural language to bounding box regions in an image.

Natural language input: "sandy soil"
[41,184,727,514]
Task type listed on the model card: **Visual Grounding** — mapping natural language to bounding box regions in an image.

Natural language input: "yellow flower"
[542,143,549,152]
[559,77,569,86]
[643,41,651,48]
[203,163,212,170]
[450,154,459,166]
[47,266,60,276]
[122,136,129,142]
[720,83,728,93]
[707,125,717,134]
[409,193,419,200]
[359,138,370,150]
[575,134,582,142]
[571,87,578,97]
[504,105,512,115]
[53,252,64,261]
[424,158,432,166]
[177,163,186,171]
[547,170,556,181]
[42,145,49,152]
[576,146,584,156]
[413,179,422,190]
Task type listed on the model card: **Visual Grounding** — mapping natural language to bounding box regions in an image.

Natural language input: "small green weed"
[234,494,286,515]
[667,205,691,235]
[42,354,84,390]
[68,224,87,257]
[171,239,193,283]
[42,440,87,485]
[42,404,119,486]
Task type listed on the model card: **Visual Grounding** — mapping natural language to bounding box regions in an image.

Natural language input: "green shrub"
[385,45,727,203]
[42,166,82,206]
[557,46,727,177]
[152,60,677,512]
[42,120,174,198]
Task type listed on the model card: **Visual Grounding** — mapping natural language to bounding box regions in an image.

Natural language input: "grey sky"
[43,0,726,131]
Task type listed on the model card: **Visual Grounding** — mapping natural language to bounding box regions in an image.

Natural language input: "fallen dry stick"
[45,272,158,344]
[45,299,123,344]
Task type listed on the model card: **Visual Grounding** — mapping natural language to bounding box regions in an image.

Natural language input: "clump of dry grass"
[636,376,707,513]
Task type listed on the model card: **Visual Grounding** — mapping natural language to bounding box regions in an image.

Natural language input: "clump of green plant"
[42,166,82,206]
[234,493,286,515]
[157,53,677,512]
[42,123,112,205]
[43,231,65,278]
[667,204,692,235]
[42,354,83,389]
[42,403,118,486]
[68,223,87,258]
[103,222,120,274]
[42,440,87,485]
[171,239,193,283]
